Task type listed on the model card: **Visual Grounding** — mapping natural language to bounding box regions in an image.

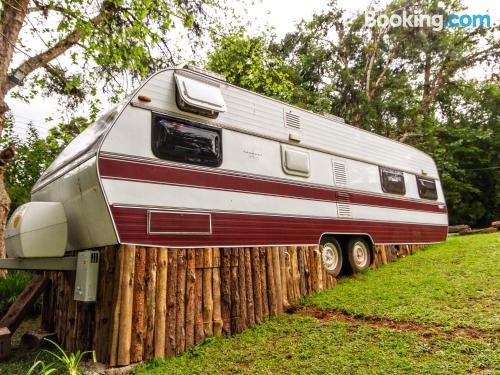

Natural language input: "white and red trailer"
[6,65,448,277]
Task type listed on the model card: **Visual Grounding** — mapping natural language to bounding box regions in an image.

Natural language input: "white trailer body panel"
[29,67,447,252]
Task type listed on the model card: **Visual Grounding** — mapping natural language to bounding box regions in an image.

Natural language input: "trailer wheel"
[347,237,371,273]
[321,239,343,277]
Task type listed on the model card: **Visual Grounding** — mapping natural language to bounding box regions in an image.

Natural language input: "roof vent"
[174,73,227,118]
[284,109,301,129]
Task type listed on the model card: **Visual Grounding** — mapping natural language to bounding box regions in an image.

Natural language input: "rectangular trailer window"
[416,176,438,200]
[152,114,222,167]
[379,167,406,195]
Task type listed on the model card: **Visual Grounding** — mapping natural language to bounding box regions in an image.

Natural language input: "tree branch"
[0,0,30,101]
[6,13,103,93]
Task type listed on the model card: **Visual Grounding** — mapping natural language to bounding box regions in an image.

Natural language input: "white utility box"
[74,251,100,302]
[5,202,67,258]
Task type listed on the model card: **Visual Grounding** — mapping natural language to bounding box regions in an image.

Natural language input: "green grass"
[137,315,499,374]
[308,232,500,330]
[137,233,500,374]
[0,271,36,316]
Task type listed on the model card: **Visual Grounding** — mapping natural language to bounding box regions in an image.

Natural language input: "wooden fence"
[41,244,423,367]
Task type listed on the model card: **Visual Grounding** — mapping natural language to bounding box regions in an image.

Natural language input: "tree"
[0,116,89,214]
[207,29,294,102]
[0,0,229,260]
[208,0,500,226]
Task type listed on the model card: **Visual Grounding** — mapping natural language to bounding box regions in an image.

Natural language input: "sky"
[7,0,500,138]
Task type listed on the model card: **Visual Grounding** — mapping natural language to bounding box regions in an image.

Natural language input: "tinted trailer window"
[152,114,222,167]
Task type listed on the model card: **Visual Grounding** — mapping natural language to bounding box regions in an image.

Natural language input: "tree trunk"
[0,163,10,278]
[0,0,31,275]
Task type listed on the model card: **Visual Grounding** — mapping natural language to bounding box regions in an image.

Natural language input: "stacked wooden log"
[448,224,471,233]
[42,243,424,367]
[450,222,499,236]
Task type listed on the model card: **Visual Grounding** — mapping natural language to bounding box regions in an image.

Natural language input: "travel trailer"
[5,65,448,278]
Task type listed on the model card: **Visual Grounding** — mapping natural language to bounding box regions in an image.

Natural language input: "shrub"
[0,271,39,316]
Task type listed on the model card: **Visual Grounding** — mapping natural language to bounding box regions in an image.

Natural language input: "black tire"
[320,239,343,277]
[346,237,372,273]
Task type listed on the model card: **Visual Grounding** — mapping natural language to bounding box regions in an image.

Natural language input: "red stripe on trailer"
[111,206,448,247]
[98,156,447,214]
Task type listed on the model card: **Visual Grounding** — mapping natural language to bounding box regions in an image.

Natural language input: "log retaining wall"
[42,244,423,366]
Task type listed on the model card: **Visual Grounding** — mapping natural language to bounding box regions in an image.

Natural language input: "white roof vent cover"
[175,73,227,113]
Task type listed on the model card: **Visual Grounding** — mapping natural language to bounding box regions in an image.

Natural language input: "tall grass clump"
[0,271,36,315]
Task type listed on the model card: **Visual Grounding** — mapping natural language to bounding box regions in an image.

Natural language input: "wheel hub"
[353,242,368,268]
[322,244,339,272]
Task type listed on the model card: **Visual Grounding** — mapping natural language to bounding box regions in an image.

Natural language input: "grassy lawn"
[136,314,498,375]
[308,232,500,331]
[137,233,500,374]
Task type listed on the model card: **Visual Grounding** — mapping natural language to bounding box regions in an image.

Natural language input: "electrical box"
[74,251,100,302]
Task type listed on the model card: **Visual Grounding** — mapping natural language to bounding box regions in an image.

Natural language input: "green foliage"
[0,271,36,316]
[0,116,88,213]
[11,0,231,116]
[207,29,295,102]
[27,339,96,375]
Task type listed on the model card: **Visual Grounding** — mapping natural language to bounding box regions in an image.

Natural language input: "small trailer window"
[152,114,222,167]
[416,176,438,200]
[379,167,406,195]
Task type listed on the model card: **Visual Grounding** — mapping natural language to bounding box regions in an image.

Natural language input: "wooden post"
[259,248,269,319]
[297,246,306,296]
[65,273,76,353]
[380,245,388,265]
[308,246,318,292]
[250,248,262,324]
[244,248,255,327]
[154,248,168,358]
[211,248,223,336]
[194,250,204,344]
[117,245,135,366]
[265,248,278,317]
[131,246,146,363]
[203,248,214,337]
[175,249,186,355]
[110,246,125,366]
[0,274,50,335]
[144,247,157,360]
[94,246,116,363]
[230,249,241,333]
[237,248,248,330]
[285,250,295,305]
[303,246,311,293]
[166,249,178,356]
[271,247,283,313]
[314,247,323,291]
[0,327,11,360]
[279,247,290,311]
[290,246,300,302]
[220,248,232,335]
[185,248,196,347]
